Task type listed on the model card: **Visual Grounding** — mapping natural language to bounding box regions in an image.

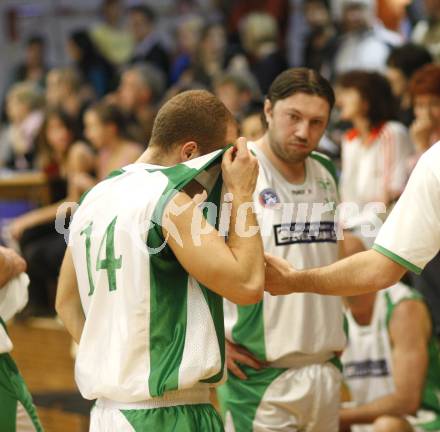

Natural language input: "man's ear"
[264,99,273,127]
[180,141,200,161]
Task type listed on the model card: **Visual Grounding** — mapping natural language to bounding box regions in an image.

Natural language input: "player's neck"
[137,145,179,166]
[257,135,306,184]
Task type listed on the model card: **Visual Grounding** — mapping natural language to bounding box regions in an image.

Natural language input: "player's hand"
[0,246,26,287]
[264,253,295,296]
[222,137,259,200]
[9,215,34,241]
[226,339,267,380]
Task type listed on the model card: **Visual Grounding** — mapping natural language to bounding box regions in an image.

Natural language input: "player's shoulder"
[309,151,338,186]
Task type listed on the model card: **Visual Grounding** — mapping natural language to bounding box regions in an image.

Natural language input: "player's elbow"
[232,273,265,305]
[401,395,421,416]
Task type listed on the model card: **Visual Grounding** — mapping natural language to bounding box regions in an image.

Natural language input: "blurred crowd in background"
[0,0,439,337]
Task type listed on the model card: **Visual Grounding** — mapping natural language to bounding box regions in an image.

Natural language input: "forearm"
[20,202,61,227]
[341,393,416,427]
[296,250,404,296]
[0,253,14,288]
[227,194,264,291]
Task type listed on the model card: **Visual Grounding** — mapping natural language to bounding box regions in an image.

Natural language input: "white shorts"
[218,361,342,432]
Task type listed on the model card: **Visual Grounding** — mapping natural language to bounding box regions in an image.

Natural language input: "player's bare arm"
[265,249,406,297]
[0,246,26,288]
[165,137,265,305]
[56,248,85,344]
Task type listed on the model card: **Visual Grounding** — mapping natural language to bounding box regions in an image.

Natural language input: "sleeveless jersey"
[342,283,440,418]
[69,149,228,402]
[224,143,345,365]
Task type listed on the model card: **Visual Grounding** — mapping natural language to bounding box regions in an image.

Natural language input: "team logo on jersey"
[317,178,334,192]
[259,188,281,209]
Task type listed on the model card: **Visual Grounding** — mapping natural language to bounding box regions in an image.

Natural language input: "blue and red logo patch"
[258,188,281,209]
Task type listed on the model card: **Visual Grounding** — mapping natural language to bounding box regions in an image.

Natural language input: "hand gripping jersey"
[342,283,440,428]
[224,143,345,366]
[69,149,228,403]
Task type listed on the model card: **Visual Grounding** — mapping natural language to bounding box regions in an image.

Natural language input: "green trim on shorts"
[217,365,286,432]
[0,353,44,432]
[121,403,224,431]
[372,244,423,275]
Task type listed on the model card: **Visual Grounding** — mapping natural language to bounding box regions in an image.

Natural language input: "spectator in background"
[386,43,433,126]
[240,100,265,141]
[90,0,134,67]
[8,35,48,90]
[213,72,260,119]
[128,5,170,78]
[67,30,117,98]
[78,102,142,192]
[337,71,413,246]
[303,0,338,79]
[114,63,165,144]
[45,67,91,134]
[0,82,44,170]
[333,0,402,77]
[191,23,229,88]
[239,12,288,94]
[412,0,440,61]
[9,109,94,316]
[408,63,440,161]
[170,14,204,85]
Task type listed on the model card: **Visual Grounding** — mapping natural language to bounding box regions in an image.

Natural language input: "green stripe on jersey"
[310,152,338,186]
[372,244,423,274]
[147,149,227,396]
[232,302,266,361]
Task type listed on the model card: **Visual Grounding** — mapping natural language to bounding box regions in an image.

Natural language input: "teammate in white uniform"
[265,143,440,430]
[55,90,265,432]
[0,247,43,432]
[217,68,345,431]
[341,282,440,432]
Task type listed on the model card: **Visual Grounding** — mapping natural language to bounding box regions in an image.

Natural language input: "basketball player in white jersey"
[341,281,440,432]
[217,68,345,431]
[55,90,265,431]
[0,246,44,432]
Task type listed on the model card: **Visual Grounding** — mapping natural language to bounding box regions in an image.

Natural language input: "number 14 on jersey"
[80,216,122,296]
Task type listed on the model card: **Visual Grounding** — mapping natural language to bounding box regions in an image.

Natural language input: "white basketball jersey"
[69,150,228,402]
[224,143,345,365]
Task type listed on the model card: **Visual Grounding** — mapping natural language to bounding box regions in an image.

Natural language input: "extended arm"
[265,249,406,297]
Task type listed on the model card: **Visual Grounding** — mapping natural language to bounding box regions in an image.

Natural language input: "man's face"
[129,11,151,42]
[264,92,330,164]
[414,94,440,130]
[118,70,147,112]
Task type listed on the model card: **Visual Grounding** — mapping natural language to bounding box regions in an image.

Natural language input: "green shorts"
[90,401,224,431]
[0,352,44,432]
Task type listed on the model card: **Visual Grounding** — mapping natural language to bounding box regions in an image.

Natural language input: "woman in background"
[9,109,94,316]
[336,70,413,246]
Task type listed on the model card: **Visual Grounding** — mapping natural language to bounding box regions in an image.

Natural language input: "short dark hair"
[27,34,45,47]
[337,70,397,126]
[387,43,433,79]
[409,63,440,98]
[150,90,235,153]
[129,4,156,22]
[87,102,129,137]
[267,68,335,111]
